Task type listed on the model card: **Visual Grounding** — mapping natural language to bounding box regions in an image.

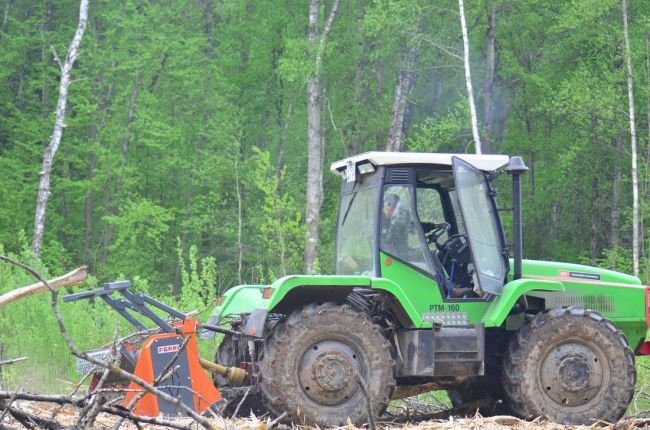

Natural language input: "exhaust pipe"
[506,156,529,280]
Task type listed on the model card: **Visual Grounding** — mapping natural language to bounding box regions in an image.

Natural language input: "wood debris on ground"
[3,401,650,430]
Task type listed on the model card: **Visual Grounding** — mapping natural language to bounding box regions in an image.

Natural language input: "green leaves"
[0,0,648,298]
[249,147,304,281]
[104,199,173,283]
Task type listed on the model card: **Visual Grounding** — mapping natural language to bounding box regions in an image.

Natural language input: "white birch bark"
[622,0,639,276]
[483,0,497,153]
[0,266,87,307]
[1,0,11,35]
[304,0,340,274]
[32,0,89,256]
[459,0,482,154]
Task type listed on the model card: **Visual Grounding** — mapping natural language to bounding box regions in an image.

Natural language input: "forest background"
[1,0,650,397]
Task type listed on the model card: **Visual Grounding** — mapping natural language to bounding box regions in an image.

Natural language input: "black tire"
[259,303,396,427]
[213,335,266,417]
[502,307,636,425]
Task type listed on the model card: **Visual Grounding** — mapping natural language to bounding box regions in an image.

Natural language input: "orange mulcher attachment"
[124,319,222,416]
[64,281,244,417]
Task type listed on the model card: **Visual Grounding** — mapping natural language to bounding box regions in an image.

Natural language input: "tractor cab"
[331,152,511,298]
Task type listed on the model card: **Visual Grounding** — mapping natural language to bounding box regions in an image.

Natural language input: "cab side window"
[380,185,432,273]
[416,187,448,251]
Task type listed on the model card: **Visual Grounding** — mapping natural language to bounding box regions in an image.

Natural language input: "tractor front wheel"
[502,307,636,424]
[259,303,396,427]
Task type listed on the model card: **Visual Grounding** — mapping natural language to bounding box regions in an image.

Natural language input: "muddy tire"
[259,303,396,427]
[502,307,636,425]
[213,335,266,417]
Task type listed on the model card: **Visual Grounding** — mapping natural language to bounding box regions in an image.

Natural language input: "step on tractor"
[203,152,650,427]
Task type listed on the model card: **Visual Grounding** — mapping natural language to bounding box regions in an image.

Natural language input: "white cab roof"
[330,151,510,173]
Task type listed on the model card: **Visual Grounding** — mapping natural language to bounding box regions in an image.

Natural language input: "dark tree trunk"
[589,119,599,260]
[610,134,622,249]
[275,103,292,179]
[304,0,340,274]
[386,42,419,151]
[83,146,95,261]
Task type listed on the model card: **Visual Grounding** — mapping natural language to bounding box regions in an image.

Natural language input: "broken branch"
[0,264,87,307]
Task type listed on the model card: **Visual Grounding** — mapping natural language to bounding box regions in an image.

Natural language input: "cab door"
[452,157,508,295]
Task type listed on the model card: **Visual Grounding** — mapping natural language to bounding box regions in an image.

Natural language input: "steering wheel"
[425,222,451,246]
[439,233,471,264]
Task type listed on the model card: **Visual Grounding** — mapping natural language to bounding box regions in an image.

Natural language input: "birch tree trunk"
[459,0,482,154]
[622,0,639,276]
[1,0,11,35]
[483,0,497,154]
[304,0,340,274]
[32,0,89,256]
[386,42,419,152]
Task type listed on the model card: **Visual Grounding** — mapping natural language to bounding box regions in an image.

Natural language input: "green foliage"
[582,246,634,275]
[278,38,314,84]
[104,199,174,286]
[249,147,304,281]
[406,101,470,152]
[0,242,121,392]
[178,243,217,309]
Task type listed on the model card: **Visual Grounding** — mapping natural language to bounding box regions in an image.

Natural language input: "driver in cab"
[381,193,409,253]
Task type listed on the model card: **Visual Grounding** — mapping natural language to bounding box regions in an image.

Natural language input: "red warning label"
[157,344,180,354]
[558,270,601,280]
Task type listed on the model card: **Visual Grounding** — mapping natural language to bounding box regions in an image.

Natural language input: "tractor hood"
[517,259,642,287]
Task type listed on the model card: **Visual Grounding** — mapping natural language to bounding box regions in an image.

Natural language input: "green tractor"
[203,152,648,426]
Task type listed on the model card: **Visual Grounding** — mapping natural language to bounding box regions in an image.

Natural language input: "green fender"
[481,278,565,327]
[212,275,372,320]
[266,275,371,310]
[211,283,267,319]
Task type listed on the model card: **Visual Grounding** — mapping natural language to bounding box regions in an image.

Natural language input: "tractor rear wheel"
[502,307,636,425]
[259,303,396,427]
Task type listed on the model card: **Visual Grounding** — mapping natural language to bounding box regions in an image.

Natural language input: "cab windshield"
[336,186,379,276]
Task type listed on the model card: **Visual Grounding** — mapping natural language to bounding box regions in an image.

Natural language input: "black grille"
[387,168,411,183]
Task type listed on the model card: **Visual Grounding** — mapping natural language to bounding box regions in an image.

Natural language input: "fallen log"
[0,266,88,307]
